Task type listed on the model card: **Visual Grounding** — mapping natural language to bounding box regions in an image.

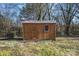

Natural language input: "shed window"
[44,24,49,32]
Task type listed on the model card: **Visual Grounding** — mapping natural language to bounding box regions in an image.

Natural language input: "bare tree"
[57,3,78,36]
[20,3,55,21]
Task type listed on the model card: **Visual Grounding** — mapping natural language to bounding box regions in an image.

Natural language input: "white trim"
[22,20,56,23]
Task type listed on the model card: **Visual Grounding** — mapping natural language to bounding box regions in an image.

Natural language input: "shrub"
[6,31,14,39]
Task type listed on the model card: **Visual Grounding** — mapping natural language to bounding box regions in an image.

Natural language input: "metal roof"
[22,20,56,23]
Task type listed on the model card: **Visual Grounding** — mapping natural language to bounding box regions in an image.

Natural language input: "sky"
[0,3,25,21]
[0,3,79,24]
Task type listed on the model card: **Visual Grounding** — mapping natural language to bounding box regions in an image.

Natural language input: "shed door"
[43,24,49,39]
[31,24,39,40]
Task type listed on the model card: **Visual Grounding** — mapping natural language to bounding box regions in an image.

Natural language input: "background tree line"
[20,3,79,36]
[0,3,79,38]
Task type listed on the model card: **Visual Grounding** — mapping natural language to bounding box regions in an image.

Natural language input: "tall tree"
[20,3,54,21]
[56,3,78,36]
[0,3,24,37]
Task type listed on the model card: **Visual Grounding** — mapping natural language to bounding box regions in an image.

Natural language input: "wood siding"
[22,23,56,40]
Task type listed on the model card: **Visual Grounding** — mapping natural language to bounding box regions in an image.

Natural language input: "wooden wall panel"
[22,23,56,40]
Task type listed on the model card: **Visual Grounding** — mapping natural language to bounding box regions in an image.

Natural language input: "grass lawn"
[0,37,79,56]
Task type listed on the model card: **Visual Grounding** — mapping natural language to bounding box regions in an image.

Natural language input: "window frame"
[44,24,49,32]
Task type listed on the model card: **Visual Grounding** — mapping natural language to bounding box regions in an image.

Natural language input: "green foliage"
[35,47,64,56]
[11,45,25,56]
[0,50,12,56]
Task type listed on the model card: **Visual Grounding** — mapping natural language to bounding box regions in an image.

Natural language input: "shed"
[22,20,56,41]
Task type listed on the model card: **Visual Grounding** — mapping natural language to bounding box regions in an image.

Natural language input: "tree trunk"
[65,25,70,36]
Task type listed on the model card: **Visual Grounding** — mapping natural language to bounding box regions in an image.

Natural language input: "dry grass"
[0,37,79,56]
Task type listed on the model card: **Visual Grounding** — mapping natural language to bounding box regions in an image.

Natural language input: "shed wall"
[22,23,56,40]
